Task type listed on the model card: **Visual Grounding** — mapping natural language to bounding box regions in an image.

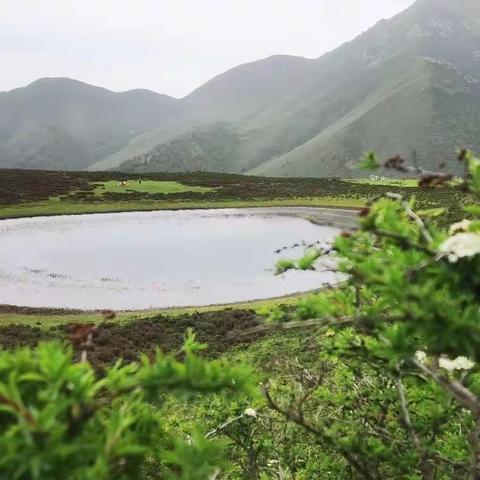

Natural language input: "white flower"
[439,356,475,372]
[244,408,257,418]
[415,350,427,363]
[449,219,473,234]
[416,351,475,372]
[439,232,480,262]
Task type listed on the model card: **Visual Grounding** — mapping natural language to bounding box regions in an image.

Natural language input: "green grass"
[0,292,309,328]
[345,178,421,187]
[0,196,364,220]
[92,180,215,196]
[346,177,463,188]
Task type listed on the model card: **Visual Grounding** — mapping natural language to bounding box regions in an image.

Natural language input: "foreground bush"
[0,333,256,479]
[258,151,480,479]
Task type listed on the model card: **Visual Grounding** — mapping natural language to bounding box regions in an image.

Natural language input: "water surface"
[0,209,340,309]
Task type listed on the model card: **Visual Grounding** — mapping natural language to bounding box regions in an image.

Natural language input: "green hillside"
[251,58,480,177]
[0,78,178,170]
[118,0,480,177]
[119,124,241,173]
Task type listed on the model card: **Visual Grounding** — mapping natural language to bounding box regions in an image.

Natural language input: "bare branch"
[230,316,356,339]
[397,369,422,449]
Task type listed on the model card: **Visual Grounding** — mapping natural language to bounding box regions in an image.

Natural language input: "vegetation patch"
[0,309,264,370]
[345,177,427,187]
[0,169,474,225]
[92,179,215,196]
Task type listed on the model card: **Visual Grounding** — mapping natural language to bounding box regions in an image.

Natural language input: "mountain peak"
[29,77,93,88]
[22,77,115,97]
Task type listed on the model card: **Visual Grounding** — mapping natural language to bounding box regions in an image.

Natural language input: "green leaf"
[357,151,380,171]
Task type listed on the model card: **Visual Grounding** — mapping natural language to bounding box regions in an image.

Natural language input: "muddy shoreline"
[0,205,359,228]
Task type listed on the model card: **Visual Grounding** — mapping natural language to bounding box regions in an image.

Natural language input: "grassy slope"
[115,3,480,180]
[0,196,364,220]
[92,180,215,195]
[249,58,434,177]
[118,124,243,174]
[0,78,179,171]
[344,178,422,187]
[0,171,369,220]
[0,293,304,328]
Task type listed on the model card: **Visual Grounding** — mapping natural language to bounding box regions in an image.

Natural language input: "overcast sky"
[1,0,416,98]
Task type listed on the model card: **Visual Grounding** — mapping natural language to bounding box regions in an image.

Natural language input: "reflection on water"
[0,209,341,309]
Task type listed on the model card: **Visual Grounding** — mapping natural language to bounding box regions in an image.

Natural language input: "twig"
[405,165,453,180]
[0,394,38,427]
[80,330,93,363]
[205,414,245,439]
[374,229,437,255]
[433,453,468,471]
[231,316,356,339]
[397,365,434,479]
[385,193,433,244]
[471,416,480,480]
[263,383,381,480]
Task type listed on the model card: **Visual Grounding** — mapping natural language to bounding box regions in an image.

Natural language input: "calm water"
[0,209,340,309]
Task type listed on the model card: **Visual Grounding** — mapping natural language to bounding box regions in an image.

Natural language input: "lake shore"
[0,207,353,321]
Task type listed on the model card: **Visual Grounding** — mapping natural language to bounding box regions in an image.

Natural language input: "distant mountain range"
[1,0,480,176]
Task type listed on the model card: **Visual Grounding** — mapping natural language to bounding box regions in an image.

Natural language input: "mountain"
[119,123,241,173]
[89,55,317,172]
[0,78,179,170]
[250,0,480,177]
[2,0,480,176]
[115,0,480,177]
